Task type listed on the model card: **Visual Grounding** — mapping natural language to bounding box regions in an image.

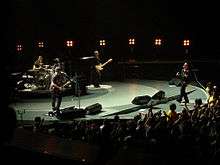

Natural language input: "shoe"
[48,111,55,117]
[56,110,61,116]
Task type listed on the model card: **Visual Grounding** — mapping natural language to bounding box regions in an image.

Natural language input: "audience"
[5,80,220,164]
[16,88,219,164]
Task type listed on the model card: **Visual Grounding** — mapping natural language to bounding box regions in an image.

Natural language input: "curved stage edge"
[10,79,208,122]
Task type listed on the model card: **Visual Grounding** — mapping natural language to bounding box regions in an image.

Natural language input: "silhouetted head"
[94,50,100,56]
[195,98,202,106]
[170,103,176,111]
[183,62,189,69]
[53,58,60,63]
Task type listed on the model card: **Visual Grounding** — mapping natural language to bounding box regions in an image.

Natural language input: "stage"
[10,79,207,121]
[9,79,208,122]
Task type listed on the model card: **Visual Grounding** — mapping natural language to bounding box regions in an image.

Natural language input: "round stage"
[10,79,208,121]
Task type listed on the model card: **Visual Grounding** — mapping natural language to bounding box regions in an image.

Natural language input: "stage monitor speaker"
[85,103,102,115]
[58,106,86,119]
[151,90,165,100]
[131,95,152,105]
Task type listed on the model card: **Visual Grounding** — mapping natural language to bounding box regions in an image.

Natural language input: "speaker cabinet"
[131,95,152,105]
[85,103,102,115]
[58,106,86,119]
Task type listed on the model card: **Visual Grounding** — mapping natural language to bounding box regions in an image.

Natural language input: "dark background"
[4,0,220,81]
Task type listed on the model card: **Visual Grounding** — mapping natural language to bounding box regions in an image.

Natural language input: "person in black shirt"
[49,66,70,114]
[51,58,65,73]
[90,50,102,88]
[90,50,112,88]
[176,62,191,103]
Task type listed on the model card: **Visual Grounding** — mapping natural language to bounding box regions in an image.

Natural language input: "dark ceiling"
[9,0,220,60]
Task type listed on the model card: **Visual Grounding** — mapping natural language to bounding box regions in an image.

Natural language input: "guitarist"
[176,62,191,103]
[50,66,70,114]
[90,50,112,88]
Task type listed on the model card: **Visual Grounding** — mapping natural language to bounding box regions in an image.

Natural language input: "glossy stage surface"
[10,79,208,122]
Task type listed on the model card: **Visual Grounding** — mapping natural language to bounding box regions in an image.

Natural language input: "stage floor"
[10,79,208,122]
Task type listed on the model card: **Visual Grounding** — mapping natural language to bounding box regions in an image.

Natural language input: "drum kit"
[15,65,54,91]
[12,58,90,95]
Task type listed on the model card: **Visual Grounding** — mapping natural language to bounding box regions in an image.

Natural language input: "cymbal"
[80,56,95,60]
[10,72,21,76]
[28,69,38,72]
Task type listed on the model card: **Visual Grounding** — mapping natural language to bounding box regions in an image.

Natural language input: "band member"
[32,55,52,89]
[33,55,44,70]
[49,66,70,114]
[32,56,45,88]
[90,50,102,88]
[52,58,65,73]
[90,50,112,88]
[176,62,190,103]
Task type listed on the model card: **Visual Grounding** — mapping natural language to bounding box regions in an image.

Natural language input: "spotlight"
[154,38,162,46]
[16,44,23,52]
[153,37,163,60]
[128,38,135,45]
[99,39,106,46]
[183,39,190,47]
[66,40,74,47]
[38,41,44,48]
[183,39,191,55]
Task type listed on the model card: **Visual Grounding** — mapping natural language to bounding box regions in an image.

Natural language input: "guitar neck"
[101,62,108,67]
[101,59,112,67]
[63,81,71,88]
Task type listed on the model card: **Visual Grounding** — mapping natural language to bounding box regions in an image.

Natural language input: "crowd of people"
[19,84,220,164]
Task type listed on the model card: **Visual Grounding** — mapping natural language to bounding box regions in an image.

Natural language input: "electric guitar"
[95,58,113,74]
[50,81,71,93]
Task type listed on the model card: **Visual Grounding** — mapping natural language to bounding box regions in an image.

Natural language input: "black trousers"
[90,69,101,87]
[178,83,189,103]
[51,92,62,111]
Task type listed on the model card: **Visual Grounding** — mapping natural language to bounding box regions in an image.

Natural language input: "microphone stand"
[74,72,81,109]
[64,71,81,109]
[185,48,205,90]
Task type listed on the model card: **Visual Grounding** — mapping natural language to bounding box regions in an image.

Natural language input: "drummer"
[32,55,52,72]
[32,56,52,88]
[33,55,44,71]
